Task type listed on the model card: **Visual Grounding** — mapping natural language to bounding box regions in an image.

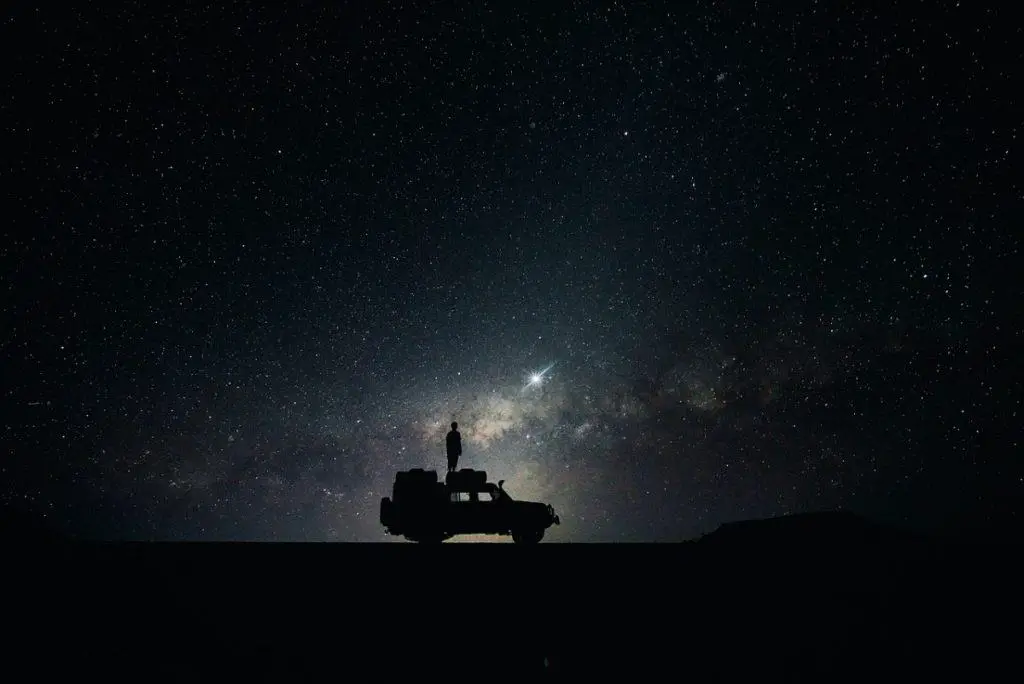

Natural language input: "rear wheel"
[408,530,449,543]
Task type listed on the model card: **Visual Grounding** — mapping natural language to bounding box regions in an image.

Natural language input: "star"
[522,362,556,392]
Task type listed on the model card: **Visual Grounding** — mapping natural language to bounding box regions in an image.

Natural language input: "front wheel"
[512,529,544,544]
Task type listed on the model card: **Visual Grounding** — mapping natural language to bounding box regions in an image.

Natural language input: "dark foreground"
[7,519,1021,681]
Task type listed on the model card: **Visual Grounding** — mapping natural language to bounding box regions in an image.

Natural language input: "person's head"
[451,422,458,431]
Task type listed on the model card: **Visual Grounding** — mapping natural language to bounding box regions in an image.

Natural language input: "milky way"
[3,2,1020,541]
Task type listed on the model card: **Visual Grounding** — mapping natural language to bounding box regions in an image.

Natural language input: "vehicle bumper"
[547,504,560,525]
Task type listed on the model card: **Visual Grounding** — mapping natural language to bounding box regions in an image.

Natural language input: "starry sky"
[3,2,1021,541]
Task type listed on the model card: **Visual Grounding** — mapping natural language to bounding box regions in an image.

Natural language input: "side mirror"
[498,480,505,489]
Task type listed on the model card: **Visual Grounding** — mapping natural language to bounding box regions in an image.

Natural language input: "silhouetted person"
[446,422,462,473]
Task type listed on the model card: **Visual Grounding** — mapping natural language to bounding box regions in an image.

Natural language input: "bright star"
[522,362,556,392]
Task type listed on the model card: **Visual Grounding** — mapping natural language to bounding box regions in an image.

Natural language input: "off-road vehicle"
[380,468,560,543]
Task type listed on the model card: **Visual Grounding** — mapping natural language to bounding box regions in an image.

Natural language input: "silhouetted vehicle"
[380,468,560,543]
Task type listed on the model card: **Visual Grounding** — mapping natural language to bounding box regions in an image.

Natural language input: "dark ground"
[6,512,1020,681]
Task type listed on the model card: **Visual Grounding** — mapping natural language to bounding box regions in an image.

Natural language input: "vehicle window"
[450,492,473,502]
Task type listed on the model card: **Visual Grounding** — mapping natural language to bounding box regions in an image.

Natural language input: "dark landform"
[5,506,1019,680]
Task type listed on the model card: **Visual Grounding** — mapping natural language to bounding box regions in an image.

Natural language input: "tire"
[512,529,544,544]
[412,533,445,544]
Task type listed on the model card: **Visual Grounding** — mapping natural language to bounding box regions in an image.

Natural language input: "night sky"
[3,2,1021,541]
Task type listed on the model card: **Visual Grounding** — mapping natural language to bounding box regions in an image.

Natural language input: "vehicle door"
[448,491,477,532]
[473,487,501,532]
